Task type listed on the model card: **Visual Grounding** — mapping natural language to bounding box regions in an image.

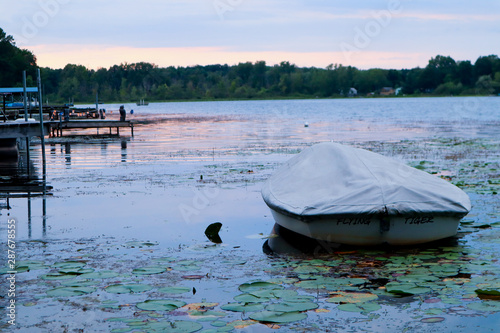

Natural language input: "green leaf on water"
[234,293,270,303]
[46,286,96,297]
[40,273,76,281]
[136,299,186,312]
[386,282,431,296]
[326,292,379,304]
[475,289,500,296]
[210,320,227,327]
[105,284,153,294]
[53,261,87,269]
[188,310,226,321]
[132,266,166,275]
[158,286,192,294]
[221,302,265,312]
[337,302,381,313]
[15,260,47,272]
[249,310,307,323]
[78,270,119,279]
[58,268,95,275]
[239,281,283,292]
[467,301,500,312]
[265,301,318,312]
[421,317,445,323]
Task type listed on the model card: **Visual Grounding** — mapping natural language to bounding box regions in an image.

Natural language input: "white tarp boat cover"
[262,142,471,217]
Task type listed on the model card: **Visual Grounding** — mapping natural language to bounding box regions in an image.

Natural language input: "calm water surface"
[1,97,499,332]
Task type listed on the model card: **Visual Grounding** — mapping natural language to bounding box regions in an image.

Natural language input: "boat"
[261,142,471,246]
[136,100,149,106]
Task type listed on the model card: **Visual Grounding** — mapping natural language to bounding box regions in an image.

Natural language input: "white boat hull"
[269,209,461,246]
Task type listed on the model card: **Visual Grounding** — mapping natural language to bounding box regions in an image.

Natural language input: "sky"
[1,0,500,70]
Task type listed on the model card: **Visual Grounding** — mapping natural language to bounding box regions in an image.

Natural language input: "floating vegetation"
[46,286,96,297]
[5,136,500,332]
[136,300,187,312]
[105,284,153,294]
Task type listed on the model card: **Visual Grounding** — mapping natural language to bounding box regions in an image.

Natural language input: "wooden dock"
[0,119,134,139]
[47,119,134,137]
[0,120,45,139]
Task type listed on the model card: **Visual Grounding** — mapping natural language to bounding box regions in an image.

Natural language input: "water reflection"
[121,139,127,163]
[0,151,50,238]
[64,142,71,166]
[263,223,461,256]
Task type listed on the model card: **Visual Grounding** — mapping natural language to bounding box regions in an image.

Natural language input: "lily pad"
[386,282,431,296]
[46,286,96,297]
[421,317,445,323]
[475,289,500,296]
[105,284,153,294]
[326,292,379,304]
[58,268,95,275]
[53,261,86,269]
[221,302,265,312]
[185,302,218,310]
[133,266,166,275]
[467,301,500,312]
[79,270,119,279]
[40,273,76,281]
[158,286,192,294]
[188,310,226,320]
[249,310,307,323]
[234,293,270,303]
[14,260,47,272]
[266,301,318,312]
[136,299,186,312]
[337,303,382,313]
[227,320,257,330]
[239,281,283,292]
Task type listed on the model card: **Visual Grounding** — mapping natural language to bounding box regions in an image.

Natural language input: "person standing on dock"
[119,105,126,121]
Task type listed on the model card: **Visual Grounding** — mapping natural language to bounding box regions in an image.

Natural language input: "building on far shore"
[380,87,395,96]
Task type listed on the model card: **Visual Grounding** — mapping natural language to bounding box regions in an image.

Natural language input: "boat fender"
[379,206,390,234]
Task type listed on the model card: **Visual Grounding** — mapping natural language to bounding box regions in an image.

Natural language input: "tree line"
[1,28,500,104]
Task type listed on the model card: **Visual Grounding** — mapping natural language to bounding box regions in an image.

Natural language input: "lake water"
[1,97,500,332]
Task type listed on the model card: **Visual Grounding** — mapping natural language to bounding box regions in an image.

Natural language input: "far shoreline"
[73,93,499,106]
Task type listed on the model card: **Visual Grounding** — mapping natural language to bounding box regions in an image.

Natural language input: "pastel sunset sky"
[2,0,500,69]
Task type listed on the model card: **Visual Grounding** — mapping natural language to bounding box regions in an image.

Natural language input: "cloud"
[30,43,429,70]
[2,0,499,69]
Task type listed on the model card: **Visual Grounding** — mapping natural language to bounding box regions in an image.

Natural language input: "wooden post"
[23,71,30,172]
[37,69,47,185]
[23,71,28,121]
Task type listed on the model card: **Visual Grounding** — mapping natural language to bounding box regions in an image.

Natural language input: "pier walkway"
[47,119,134,137]
[0,119,133,138]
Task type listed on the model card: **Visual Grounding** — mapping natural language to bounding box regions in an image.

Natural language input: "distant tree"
[5,37,496,103]
[474,55,499,78]
[0,28,37,86]
[457,60,473,86]
[402,68,424,94]
[419,55,457,91]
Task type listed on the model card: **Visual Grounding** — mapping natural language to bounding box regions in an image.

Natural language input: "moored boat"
[261,142,471,246]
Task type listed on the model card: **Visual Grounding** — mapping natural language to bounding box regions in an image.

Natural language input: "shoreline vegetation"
[2,28,500,104]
